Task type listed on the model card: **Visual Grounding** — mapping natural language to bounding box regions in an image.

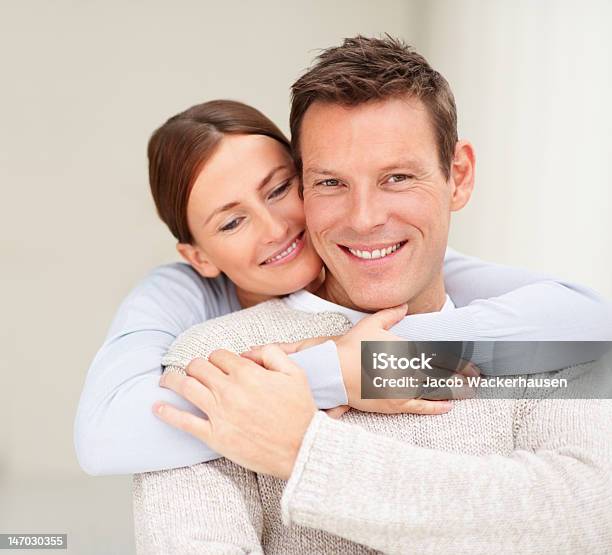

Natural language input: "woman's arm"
[438,246,612,340]
[74,264,346,476]
[134,459,263,554]
[290,247,612,386]
[390,247,612,373]
[76,250,611,475]
[74,263,237,475]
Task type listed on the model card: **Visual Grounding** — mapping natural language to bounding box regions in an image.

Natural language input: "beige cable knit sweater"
[133,299,612,554]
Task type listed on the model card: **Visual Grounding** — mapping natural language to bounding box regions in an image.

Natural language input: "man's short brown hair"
[290,35,458,180]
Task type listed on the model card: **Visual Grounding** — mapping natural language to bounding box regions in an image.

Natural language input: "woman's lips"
[261,231,305,267]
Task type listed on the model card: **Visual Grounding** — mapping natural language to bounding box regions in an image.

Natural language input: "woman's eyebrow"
[203,164,291,227]
[204,201,240,227]
[256,164,290,191]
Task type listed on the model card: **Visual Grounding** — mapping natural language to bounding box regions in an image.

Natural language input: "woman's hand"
[243,305,479,416]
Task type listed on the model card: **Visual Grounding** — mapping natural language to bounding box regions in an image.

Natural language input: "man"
[138,36,612,553]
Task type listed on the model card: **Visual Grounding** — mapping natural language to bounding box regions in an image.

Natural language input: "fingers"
[358,303,408,331]
[400,399,453,415]
[325,405,350,419]
[153,402,212,443]
[418,369,476,401]
[160,369,217,413]
[258,344,305,376]
[242,336,333,364]
[456,360,480,377]
[208,349,259,376]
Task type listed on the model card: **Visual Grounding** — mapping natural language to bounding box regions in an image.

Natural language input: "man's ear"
[449,140,475,212]
[176,242,221,278]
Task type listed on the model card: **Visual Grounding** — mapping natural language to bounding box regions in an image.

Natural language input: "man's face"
[301,95,471,312]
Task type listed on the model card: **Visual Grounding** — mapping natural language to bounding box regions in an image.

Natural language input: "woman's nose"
[259,209,289,243]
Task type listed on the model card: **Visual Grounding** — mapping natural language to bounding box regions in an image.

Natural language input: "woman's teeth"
[348,242,403,260]
[264,238,299,264]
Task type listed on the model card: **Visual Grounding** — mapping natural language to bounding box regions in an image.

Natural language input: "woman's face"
[178,134,323,305]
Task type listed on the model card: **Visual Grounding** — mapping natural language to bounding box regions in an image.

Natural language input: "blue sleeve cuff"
[289,340,348,408]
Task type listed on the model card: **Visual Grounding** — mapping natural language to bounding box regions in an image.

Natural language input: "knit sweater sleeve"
[281,365,612,554]
[133,458,263,555]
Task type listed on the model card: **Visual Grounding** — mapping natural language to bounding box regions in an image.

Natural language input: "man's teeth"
[348,243,402,260]
[265,239,299,264]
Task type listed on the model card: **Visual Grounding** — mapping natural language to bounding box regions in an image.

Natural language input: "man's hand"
[154,346,316,480]
[244,305,479,416]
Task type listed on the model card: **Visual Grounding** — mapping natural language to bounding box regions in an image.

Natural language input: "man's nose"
[347,187,387,234]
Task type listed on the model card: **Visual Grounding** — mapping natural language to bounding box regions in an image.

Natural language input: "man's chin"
[347,289,411,313]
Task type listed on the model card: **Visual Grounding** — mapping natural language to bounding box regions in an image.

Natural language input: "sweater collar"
[284,290,455,326]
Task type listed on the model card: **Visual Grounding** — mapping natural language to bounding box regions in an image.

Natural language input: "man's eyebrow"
[305,160,427,178]
[203,164,289,227]
[304,167,335,177]
[379,159,427,173]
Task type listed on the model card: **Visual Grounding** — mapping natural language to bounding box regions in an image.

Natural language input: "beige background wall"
[1,1,610,553]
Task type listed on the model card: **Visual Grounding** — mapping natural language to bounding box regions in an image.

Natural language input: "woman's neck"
[235,267,326,309]
[235,287,275,309]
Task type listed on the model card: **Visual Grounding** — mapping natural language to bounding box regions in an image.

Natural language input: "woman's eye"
[267,179,292,200]
[219,217,243,232]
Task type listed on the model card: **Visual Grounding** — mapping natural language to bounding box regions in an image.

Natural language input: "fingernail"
[153,403,165,415]
[463,363,479,377]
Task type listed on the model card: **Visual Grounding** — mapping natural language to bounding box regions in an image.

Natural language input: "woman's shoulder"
[104,263,239,341]
[134,262,238,316]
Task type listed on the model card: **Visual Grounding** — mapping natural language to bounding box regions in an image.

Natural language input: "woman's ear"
[449,140,476,212]
[176,242,221,278]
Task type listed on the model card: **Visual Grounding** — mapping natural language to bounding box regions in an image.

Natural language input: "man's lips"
[260,231,305,266]
[338,240,408,262]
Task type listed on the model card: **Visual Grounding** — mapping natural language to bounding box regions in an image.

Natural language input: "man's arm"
[157,348,612,554]
[282,398,612,553]
[134,459,263,555]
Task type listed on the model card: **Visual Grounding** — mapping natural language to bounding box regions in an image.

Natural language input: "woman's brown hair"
[148,100,290,243]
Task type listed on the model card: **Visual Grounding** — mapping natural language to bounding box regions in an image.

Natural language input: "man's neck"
[315,274,447,315]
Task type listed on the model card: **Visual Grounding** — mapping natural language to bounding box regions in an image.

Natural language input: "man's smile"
[337,240,409,263]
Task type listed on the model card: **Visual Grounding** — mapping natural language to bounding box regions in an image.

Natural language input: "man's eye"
[387,174,413,183]
[219,217,243,232]
[267,179,292,200]
[318,178,340,187]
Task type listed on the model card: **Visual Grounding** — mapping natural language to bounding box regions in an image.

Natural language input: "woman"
[74,100,611,476]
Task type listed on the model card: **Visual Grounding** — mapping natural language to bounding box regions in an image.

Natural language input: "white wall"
[413,0,612,294]
[0,1,609,552]
[0,0,418,480]
[0,1,419,553]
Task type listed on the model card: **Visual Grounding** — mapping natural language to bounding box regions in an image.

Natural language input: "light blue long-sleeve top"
[74,248,612,476]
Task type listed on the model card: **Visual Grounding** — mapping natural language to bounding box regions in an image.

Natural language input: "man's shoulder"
[162,299,352,372]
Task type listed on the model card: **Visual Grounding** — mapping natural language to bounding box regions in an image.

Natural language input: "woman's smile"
[261,231,306,266]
